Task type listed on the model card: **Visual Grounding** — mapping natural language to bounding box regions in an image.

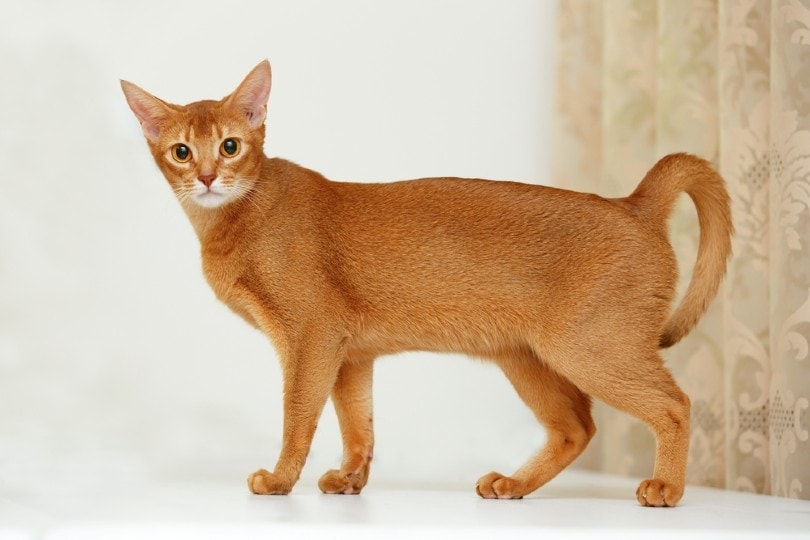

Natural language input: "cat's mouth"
[193,186,230,209]
[195,192,227,207]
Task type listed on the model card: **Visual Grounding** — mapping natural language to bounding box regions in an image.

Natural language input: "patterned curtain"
[554,0,810,499]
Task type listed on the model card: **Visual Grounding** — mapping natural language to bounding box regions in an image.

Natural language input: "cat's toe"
[247,469,291,495]
[318,469,366,495]
[636,478,683,507]
[476,472,524,500]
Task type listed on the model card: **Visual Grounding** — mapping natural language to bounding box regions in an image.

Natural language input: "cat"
[121,60,732,507]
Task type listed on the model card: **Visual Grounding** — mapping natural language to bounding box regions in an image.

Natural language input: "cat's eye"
[220,138,241,157]
[171,144,192,163]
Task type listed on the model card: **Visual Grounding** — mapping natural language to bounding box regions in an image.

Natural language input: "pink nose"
[198,174,216,187]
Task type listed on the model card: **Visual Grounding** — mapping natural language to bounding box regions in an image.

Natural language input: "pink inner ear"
[244,104,267,128]
[229,61,271,128]
[121,80,169,142]
[140,120,161,142]
[246,107,263,123]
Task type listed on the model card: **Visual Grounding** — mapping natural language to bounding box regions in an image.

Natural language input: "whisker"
[172,185,195,205]
[242,187,264,214]
[231,181,263,214]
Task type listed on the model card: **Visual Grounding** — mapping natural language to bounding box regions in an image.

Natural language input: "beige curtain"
[554,0,810,499]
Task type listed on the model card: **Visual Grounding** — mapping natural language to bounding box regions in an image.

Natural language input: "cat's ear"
[225,60,271,129]
[120,80,173,143]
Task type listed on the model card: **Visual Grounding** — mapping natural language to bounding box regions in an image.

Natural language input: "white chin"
[193,192,230,209]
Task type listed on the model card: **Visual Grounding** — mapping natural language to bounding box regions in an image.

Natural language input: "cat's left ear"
[225,60,272,129]
[120,80,173,143]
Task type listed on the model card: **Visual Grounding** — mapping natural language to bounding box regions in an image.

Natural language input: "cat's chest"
[200,251,262,327]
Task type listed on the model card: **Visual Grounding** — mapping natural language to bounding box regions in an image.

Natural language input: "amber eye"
[220,138,241,157]
[171,144,192,163]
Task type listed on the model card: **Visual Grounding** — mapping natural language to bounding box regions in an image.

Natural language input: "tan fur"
[121,61,733,507]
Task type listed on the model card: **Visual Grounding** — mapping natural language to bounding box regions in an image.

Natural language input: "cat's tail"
[625,153,733,349]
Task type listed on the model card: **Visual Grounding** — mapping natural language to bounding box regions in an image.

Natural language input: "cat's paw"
[636,478,683,507]
[475,472,525,500]
[247,469,292,495]
[318,468,367,495]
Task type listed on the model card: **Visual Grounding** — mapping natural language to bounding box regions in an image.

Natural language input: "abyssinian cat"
[121,60,732,507]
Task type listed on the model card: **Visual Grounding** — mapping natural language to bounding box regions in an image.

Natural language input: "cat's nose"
[198,174,217,188]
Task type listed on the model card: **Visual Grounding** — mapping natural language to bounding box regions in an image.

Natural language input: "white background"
[0,0,555,493]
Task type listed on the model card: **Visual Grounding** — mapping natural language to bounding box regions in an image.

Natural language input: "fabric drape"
[554,0,810,499]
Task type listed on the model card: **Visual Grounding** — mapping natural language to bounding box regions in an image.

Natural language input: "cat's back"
[259,162,663,276]
[329,174,634,242]
[262,161,630,236]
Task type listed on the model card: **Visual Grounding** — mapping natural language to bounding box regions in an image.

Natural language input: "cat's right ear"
[120,80,173,143]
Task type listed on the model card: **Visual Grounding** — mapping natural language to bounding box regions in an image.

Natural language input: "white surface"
[3,471,809,539]
[0,0,555,495]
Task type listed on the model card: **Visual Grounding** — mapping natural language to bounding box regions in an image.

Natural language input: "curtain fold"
[554,0,810,499]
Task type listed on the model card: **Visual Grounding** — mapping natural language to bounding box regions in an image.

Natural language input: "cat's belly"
[346,300,546,359]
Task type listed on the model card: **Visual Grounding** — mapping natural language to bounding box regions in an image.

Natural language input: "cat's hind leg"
[549,338,690,506]
[476,351,595,499]
[549,344,690,507]
[318,357,375,495]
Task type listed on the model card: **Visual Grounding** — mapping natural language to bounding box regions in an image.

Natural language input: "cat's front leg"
[318,357,374,495]
[248,338,343,495]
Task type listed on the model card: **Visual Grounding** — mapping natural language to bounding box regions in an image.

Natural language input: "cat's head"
[121,61,271,209]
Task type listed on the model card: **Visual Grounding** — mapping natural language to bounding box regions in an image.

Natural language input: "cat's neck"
[180,201,234,244]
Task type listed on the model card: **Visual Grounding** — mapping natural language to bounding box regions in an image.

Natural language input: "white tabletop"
[3,469,809,539]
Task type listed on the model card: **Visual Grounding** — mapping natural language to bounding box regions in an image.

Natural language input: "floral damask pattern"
[721,0,772,495]
[770,0,810,498]
[555,0,810,499]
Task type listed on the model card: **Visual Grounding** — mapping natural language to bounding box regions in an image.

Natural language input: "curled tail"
[626,153,733,348]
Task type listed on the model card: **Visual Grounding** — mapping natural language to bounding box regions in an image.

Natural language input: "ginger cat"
[121,60,732,507]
